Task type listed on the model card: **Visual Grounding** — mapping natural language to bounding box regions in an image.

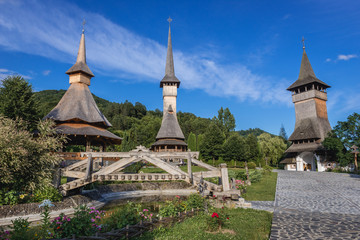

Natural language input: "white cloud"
[0,69,31,80]
[325,58,332,62]
[337,54,358,61]
[0,0,290,105]
[42,70,51,76]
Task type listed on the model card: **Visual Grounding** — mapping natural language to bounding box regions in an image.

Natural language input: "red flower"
[227,217,229,219]
[211,212,219,218]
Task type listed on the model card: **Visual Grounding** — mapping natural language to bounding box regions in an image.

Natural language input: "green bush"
[51,205,104,238]
[247,162,257,169]
[238,161,245,168]
[228,170,237,179]
[103,202,140,230]
[184,194,206,211]
[10,217,31,240]
[234,170,247,181]
[33,186,62,203]
[263,165,273,174]
[249,170,263,183]
[159,196,185,217]
[0,189,18,205]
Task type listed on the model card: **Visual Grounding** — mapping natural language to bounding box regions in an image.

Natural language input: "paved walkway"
[270,170,360,239]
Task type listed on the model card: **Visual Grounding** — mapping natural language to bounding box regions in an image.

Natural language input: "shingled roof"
[66,32,94,77]
[288,118,321,141]
[155,105,185,140]
[285,141,325,153]
[160,24,180,88]
[56,123,121,142]
[44,83,112,128]
[287,49,330,91]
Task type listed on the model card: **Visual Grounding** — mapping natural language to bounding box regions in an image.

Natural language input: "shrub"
[50,205,104,238]
[263,165,273,174]
[249,170,263,183]
[33,186,62,203]
[227,170,237,179]
[205,208,229,231]
[0,190,18,205]
[103,202,140,231]
[238,161,245,168]
[247,162,257,169]
[184,194,206,211]
[0,117,65,192]
[10,217,31,240]
[159,196,185,217]
[139,208,154,221]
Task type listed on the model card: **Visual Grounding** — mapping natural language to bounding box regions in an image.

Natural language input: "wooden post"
[52,167,61,188]
[220,163,230,191]
[245,161,251,185]
[355,153,358,173]
[86,139,91,152]
[187,153,193,184]
[85,153,93,181]
[100,145,104,168]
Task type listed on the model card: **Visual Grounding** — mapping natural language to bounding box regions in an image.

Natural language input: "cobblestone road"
[270,170,360,239]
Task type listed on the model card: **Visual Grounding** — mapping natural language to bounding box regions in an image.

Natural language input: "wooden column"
[85,153,93,181]
[86,139,91,152]
[187,153,193,184]
[220,163,230,191]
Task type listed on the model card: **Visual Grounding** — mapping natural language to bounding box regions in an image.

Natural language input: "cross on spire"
[82,19,86,33]
[302,36,306,50]
[167,17,172,25]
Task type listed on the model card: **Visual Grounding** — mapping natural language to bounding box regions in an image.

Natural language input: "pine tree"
[0,75,39,130]
[279,124,288,140]
[199,124,225,161]
[187,132,196,151]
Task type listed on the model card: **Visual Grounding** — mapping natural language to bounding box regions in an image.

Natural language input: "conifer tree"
[0,75,39,130]
[187,132,196,151]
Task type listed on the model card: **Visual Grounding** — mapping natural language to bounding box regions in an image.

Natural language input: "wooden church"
[44,28,122,151]
[151,19,187,152]
[281,44,332,172]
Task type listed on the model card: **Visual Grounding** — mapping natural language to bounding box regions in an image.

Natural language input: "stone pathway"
[270,170,360,239]
[250,201,275,212]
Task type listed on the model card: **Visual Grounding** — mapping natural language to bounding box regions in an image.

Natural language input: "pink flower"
[143,209,149,212]
[91,218,95,222]
[176,195,180,199]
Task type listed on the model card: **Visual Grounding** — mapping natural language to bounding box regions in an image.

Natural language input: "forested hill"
[237,128,276,137]
[34,90,274,151]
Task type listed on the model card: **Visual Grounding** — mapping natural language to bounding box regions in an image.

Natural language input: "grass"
[140,166,207,173]
[138,208,272,240]
[243,172,277,201]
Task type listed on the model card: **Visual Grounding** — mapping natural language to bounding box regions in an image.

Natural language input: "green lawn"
[138,208,272,240]
[140,165,207,173]
[243,172,277,201]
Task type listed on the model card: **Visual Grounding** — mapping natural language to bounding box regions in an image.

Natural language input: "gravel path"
[270,170,360,239]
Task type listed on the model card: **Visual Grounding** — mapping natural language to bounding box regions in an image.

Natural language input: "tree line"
[2,76,289,166]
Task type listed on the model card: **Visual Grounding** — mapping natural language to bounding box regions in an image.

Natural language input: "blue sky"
[0,0,359,136]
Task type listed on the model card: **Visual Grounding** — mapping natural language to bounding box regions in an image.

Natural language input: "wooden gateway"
[43,29,122,151]
[281,44,331,172]
[151,19,187,152]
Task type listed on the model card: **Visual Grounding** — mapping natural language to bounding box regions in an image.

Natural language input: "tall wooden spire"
[66,30,94,85]
[151,18,187,152]
[44,27,121,148]
[160,18,180,88]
